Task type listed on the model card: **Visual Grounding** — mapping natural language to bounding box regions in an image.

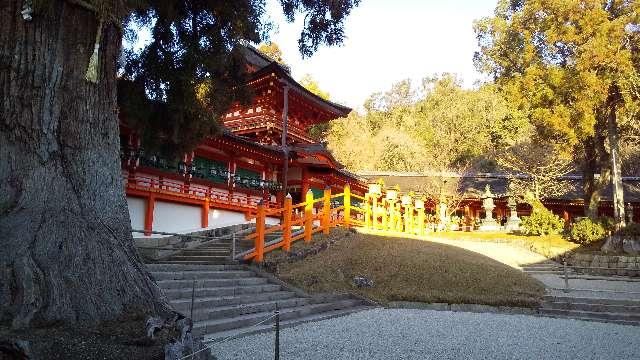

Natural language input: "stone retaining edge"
[387,301,539,315]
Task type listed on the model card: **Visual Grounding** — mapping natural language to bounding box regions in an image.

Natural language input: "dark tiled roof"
[358,172,640,202]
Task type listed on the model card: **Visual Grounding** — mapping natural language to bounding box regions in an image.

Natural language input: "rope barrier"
[178,312,279,360]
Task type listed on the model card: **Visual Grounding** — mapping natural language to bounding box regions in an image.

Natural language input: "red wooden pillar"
[301,167,309,199]
[144,195,156,236]
[202,198,209,228]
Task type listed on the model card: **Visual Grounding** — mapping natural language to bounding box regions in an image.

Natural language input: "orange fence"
[241,185,362,262]
[240,185,444,263]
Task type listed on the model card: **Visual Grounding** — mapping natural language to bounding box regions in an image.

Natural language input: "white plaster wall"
[266,217,280,225]
[154,201,201,233]
[127,197,146,232]
[209,208,247,228]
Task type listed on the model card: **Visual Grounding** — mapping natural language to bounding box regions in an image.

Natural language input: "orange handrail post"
[381,199,387,230]
[417,208,425,236]
[372,195,379,229]
[255,201,266,262]
[396,204,403,232]
[405,204,413,234]
[322,187,331,235]
[365,193,372,228]
[304,189,313,242]
[282,195,293,251]
[343,184,351,228]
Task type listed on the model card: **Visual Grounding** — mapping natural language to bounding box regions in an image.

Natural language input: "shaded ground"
[0,318,165,360]
[264,228,545,308]
[533,273,640,301]
[213,308,640,360]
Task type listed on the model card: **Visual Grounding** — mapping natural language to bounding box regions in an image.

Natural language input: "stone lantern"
[479,185,500,231]
[626,203,634,224]
[505,196,521,232]
[368,182,382,196]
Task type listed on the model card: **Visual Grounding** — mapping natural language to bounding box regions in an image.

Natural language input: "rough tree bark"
[583,111,611,218]
[606,87,625,228]
[0,1,170,328]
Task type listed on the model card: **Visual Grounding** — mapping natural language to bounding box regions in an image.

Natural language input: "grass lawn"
[264,228,546,308]
[430,231,579,259]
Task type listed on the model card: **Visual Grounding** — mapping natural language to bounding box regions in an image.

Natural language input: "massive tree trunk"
[606,87,625,228]
[583,110,611,218]
[0,1,169,328]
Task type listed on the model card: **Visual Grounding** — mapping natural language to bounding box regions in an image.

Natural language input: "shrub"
[617,223,640,238]
[569,218,607,245]
[520,207,565,236]
[597,216,615,232]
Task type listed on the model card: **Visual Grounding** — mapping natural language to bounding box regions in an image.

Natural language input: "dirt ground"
[0,318,166,360]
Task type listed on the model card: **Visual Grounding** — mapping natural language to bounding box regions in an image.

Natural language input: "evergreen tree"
[474,0,640,226]
[0,0,358,328]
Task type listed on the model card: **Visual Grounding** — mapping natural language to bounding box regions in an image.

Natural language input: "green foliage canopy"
[474,0,640,147]
[114,0,360,157]
[327,74,530,173]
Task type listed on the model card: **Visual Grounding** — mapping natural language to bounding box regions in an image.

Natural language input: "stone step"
[170,255,231,262]
[543,301,640,314]
[544,314,640,326]
[543,295,640,307]
[156,277,268,290]
[522,269,567,274]
[193,299,363,335]
[191,297,312,322]
[153,260,238,265]
[179,249,231,256]
[146,264,243,272]
[164,284,282,300]
[150,270,254,281]
[522,265,563,269]
[540,308,640,322]
[171,291,298,313]
[203,306,372,341]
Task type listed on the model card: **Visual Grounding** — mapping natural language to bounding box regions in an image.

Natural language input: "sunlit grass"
[264,229,546,308]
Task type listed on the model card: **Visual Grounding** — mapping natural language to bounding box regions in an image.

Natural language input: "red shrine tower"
[120,45,366,236]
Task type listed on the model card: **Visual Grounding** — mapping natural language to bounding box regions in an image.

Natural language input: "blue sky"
[264,0,498,108]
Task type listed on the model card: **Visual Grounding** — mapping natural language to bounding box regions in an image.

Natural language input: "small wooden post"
[371,194,378,229]
[255,201,266,262]
[344,185,351,228]
[282,194,293,251]
[381,199,388,230]
[417,208,426,236]
[304,189,313,242]
[364,193,371,228]
[405,205,413,234]
[322,187,331,234]
[396,204,403,232]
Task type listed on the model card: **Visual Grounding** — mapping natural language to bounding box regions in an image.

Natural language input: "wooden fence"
[240,185,436,262]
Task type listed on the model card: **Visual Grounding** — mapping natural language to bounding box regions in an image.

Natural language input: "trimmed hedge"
[569,218,607,245]
[521,207,564,236]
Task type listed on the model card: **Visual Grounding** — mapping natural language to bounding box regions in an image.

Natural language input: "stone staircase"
[539,294,640,326]
[158,226,256,265]
[521,260,575,275]
[147,263,371,340]
[522,260,640,326]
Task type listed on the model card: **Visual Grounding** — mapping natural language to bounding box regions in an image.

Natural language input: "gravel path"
[211,309,640,359]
